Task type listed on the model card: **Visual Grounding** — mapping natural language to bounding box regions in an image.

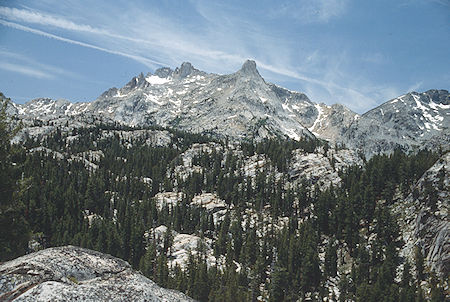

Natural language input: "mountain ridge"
[6,61,449,157]
[342,89,449,157]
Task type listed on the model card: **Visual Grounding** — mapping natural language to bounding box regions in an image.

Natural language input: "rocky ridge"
[8,61,353,144]
[8,63,449,158]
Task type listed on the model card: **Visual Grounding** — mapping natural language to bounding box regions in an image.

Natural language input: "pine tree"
[269,265,287,302]
[156,253,169,287]
[429,273,445,302]
[399,260,416,302]
[0,97,30,261]
[414,246,425,282]
[324,239,338,278]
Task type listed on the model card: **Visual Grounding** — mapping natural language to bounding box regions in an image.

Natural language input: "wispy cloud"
[0,20,166,68]
[0,6,176,51]
[407,81,423,92]
[0,6,298,76]
[399,0,450,7]
[0,2,404,113]
[0,61,52,79]
[0,49,80,79]
[272,0,349,23]
[361,52,386,64]
[0,6,105,34]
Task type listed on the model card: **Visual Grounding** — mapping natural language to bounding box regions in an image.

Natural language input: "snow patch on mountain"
[146,75,172,85]
[308,103,324,134]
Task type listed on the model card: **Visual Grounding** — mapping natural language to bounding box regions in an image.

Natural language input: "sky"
[0,0,449,113]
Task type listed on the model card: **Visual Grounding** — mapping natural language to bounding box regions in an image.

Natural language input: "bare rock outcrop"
[0,245,194,301]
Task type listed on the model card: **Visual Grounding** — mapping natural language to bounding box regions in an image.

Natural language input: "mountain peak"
[238,60,261,78]
[174,62,195,79]
[154,67,173,78]
[242,59,256,69]
[180,61,193,70]
[123,72,146,90]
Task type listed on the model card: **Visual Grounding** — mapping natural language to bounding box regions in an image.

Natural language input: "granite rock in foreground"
[0,245,194,302]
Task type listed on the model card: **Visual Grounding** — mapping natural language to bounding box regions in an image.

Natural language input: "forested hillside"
[0,97,447,301]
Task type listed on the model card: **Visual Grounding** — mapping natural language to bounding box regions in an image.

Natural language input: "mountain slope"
[341,90,450,157]
[0,246,194,302]
[2,94,449,300]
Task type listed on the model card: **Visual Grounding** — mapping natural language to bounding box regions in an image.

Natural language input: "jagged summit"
[420,89,449,105]
[238,59,261,78]
[241,59,257,71]
[154,66,172,78]
[342,89,450,158]
[123,72,146,90]
[174,62,195,78]
[151,62,198,80]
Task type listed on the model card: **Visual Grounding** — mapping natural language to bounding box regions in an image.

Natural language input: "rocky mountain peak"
[27,97,54,105]
[238,59,261,78]
[100,87,119,98]
[124,72,146,90]
[8,59,449,157]
[341,89,450,158]
[154,66,173,78]
[174,62,195,79]
[151,62,198,81]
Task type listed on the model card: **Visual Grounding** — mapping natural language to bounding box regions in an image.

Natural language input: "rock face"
[154,191,228,224]
[342,90,450,158]
[146,225,217,270]
[288,148,363,189]
[307,103,358,144]
[0,246,194,302]
[393,152,449,278]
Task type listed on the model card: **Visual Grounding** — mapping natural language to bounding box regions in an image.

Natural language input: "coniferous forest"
[0,99,447,301]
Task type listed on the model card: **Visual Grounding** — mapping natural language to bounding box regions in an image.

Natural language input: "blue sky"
[0,0,448,113]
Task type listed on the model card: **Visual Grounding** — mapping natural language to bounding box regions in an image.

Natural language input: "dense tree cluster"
[0,101,446,301]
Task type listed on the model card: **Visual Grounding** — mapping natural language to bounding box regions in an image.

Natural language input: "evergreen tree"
[269,265,287,302]
[399,260,416,302]
[0,97,29,261]
[324,238,338,278]
[415,246,425,282]
[429,273,445,302]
